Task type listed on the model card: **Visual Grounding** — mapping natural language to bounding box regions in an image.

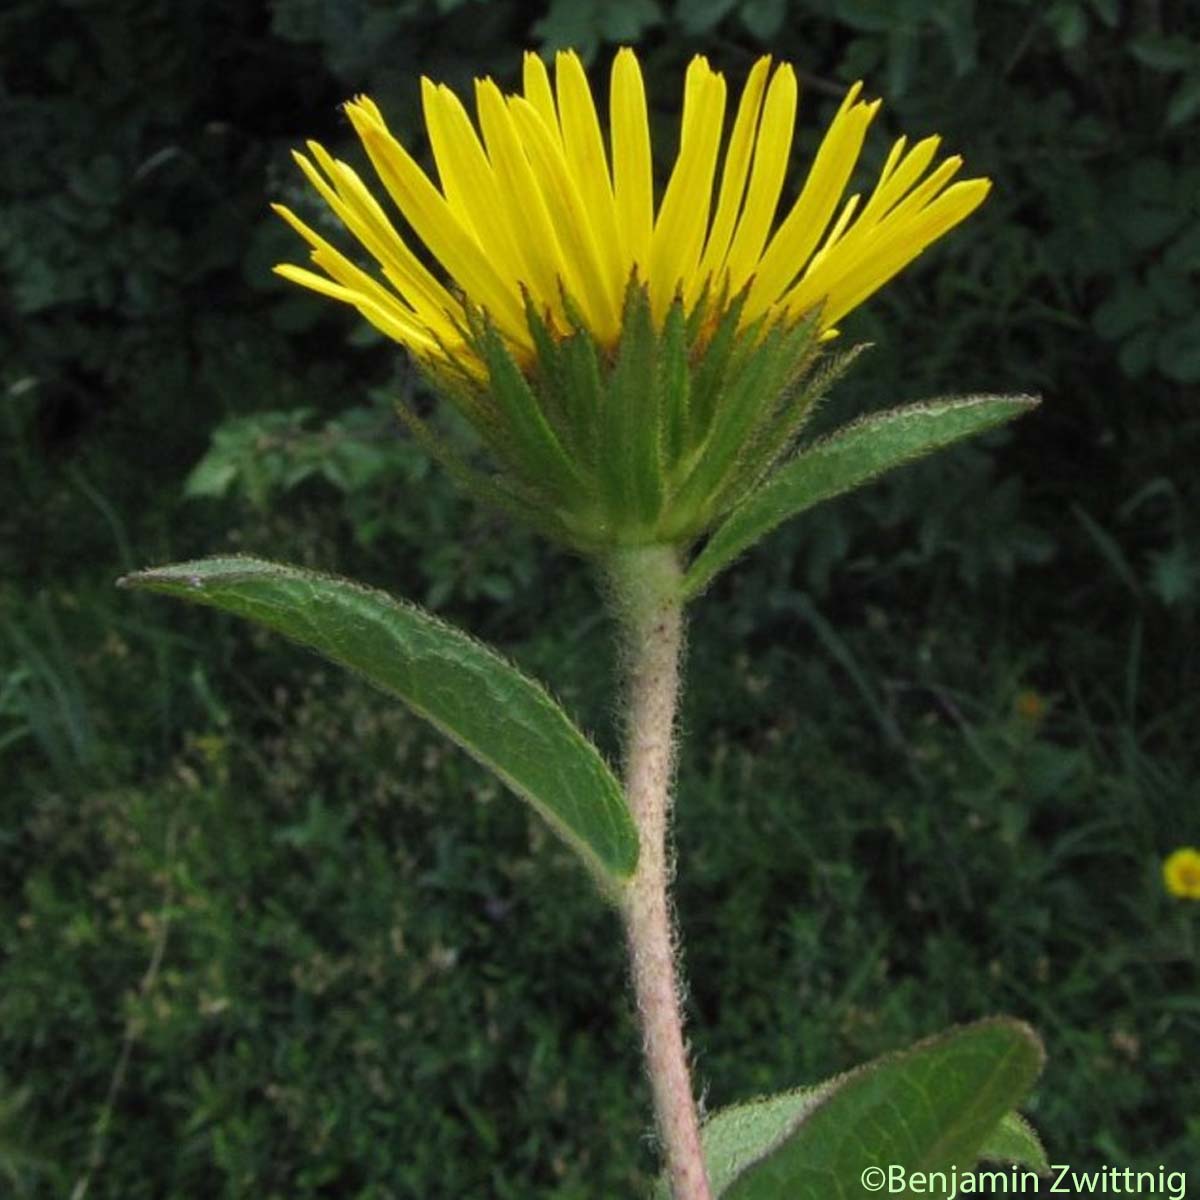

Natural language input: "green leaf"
[979,1111,1049,1172]
[658,299,692,468]
[522,295,587,468]
[474,319,587,501]
[681,395,1040,599]
[389,399,551,540]
[670,317,790,524]
[653,1084,829,1198]
[183,453,238,499]
[1128,33,1199,73]
[703,316,825,520]
[1148,543,1200,607]
[118,557,637,895]
[657,1100,1050,1198]
[671,310,821,534]
[720,1018,1044,1198]
[605,282,663,527]
[559,328,606,471]
[737,342,868,496]
[687,290,748,443]
[1045,1,1087,51]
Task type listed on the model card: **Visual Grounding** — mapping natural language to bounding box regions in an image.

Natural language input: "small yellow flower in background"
[274,48,989,371]
[1014,689,1047,723]
[1163,847,1200,900]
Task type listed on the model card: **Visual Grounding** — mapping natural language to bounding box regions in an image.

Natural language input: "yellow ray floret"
[1164,847,1200,900]
[275,47,990,368]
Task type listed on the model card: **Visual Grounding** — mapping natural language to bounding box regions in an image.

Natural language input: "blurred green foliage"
[3,0,1198,1195]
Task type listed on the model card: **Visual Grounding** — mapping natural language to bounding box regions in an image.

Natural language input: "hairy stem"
[609,544,711,1200]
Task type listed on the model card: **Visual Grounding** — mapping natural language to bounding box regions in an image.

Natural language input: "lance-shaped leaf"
[681,395,1040,599]
[119,556,637,896]
[602,281,662,527]
[654,1020,1045,1198]
[709,1018,1043,1198]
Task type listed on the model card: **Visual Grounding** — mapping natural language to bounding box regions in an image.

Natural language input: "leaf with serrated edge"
[118,557,637,896]
[717,1018,1044,1199]
[682,395,1039,599]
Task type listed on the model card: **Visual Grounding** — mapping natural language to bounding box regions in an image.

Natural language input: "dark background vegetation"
[3,0,1198,1195]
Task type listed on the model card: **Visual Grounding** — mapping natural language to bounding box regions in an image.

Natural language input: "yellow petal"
[274,58,994,374]
[790,178,991,327]
[720,61,797,299]
[795,143,960,306]
[743,83,878,323]
[270,210,445,351]
[858,135,941,225]
[805,191,861,276]
[474,77,570,323]
[328,160,462,328]
[609,48,654,277]
[272,201,403,310]
[347,94,386,125]
[828,179,991,321]
[556,50,626,300]
[421,80,532,289]
[508,96,622,342]
[343,100,530,348]
[274,264,443,353]
[865,153,964,231]
[522,51,559,138]
[648,56,727,323]
[877,135,908,187]
[293,144,461,341]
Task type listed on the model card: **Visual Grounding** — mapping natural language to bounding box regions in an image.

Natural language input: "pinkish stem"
[609,545,711,1200]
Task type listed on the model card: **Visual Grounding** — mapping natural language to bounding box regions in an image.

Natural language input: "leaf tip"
[930,1014,1046,1069]
[990,1014,1047,1068]
[115,570,161,591]
[116,566,204,592]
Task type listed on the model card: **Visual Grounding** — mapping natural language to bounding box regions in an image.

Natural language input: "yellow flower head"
[274,48,989,370]
[1163,847,1200,900]
[272,50,992,552]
